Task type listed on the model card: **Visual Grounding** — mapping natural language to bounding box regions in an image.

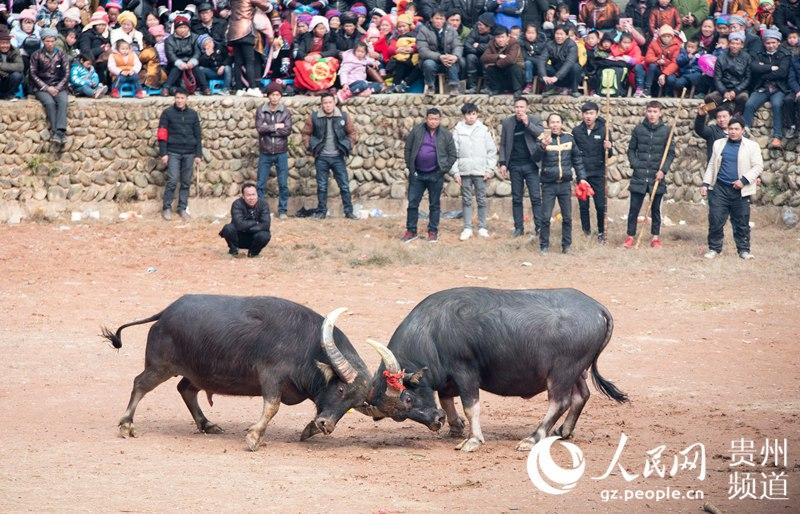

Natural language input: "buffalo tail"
[101,312,162,349]
[590,308,629,403]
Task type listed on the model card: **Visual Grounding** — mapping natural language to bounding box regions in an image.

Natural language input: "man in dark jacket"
[537,24,581,97]
[463,12,494,93]
[440,0,486,26]
[0,27,24,100]
[301,93,358,220]
[158,89,203,220]
[572,101,612,243]
[774,0,800,39]
[695,104,732,162]
[498,96,545,237]
[533,113,587,254]
[255,82,292,218]
[164,16,209,95]
[220,182,272,257]
[480,26,525,95]
[743,30,790,148]
[705,32,750,115]
[191,2,228,47]
[416,10,464,95]
[624,101,675,249]
[30,29,69,144]
[402,108,458,242]
[334,12,360,52]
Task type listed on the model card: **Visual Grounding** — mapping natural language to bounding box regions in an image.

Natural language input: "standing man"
[29,28,70,144]
[701,117,762,260]
[256,82,292,219]
[402,108,458,242]
[498,96,545,238]
[219,182,272,257]
[158,89,202,221]
[416,9,464,96]
[302,93,358,220]
[624,100,675,249]
[695,104,732,163]
[572,101,613,243]
[534,113,587,254]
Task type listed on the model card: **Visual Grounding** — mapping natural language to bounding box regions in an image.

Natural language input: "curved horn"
[366,338,401,374]
[321,307,358,384]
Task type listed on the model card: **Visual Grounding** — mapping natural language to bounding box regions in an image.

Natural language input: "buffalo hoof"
[245,430,262,451]
[299,420,321,441]
[201,422,224,435]
[448,418,467,438]
[118,421,136,438]
[553,426,572,439]
[456,437,483,452]
[515,437,537,452]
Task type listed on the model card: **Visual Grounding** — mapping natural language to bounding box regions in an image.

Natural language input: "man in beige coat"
[701,116,762,260]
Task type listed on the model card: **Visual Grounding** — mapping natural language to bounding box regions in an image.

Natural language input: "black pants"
[219,223,271,255]
[485,64,525,94]
[627,190,663,236]
[231,35,257,90]
[391,60,422,86]
[540,181,572,250]
[579,174,606,235]
[705,90,749,116]
[406,171,444,233]
[315,154,353,216]
[510,164,542,234]
[708,182,751,254]
[164,66,209,91]
[0,71,23,98]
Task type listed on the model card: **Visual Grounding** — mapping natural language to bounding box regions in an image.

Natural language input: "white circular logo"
[527,436,586,495]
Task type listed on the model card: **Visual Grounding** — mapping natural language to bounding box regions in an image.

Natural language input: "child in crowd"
[520,23,545,93]
[138,32,167,89]
[69,52,107,97]
[36,0,62,28]
[108,39,145,98]
[337,41,383,101]
[57,8,82,37]
[668,35,709,96]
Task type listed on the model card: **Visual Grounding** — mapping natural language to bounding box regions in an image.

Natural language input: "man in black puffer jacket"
[743,30,791,149]
[572,101,612,243]
[705,32,750,115]
[537,24,581,97]
[533,112,586,254]
[624,101,675,249]
[220,182,271,257]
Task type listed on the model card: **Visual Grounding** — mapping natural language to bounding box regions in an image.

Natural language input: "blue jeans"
[524,59,537,84]
[199,65,232,90]
[421,59,460,86]
[257,152,289,214]
[75,84,101,97]
[315,154,353,215]
[633,64,645,89]
[644,63,660,93]
[112,73,142,91]
[406,171,444,233]
[744,90,785,138]
[666,72,707,95]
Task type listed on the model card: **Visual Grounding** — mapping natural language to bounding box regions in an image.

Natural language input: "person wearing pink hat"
[104,1,122,27]
[57,7,83,36]
[10,9,42,55]
[79,10,111,83]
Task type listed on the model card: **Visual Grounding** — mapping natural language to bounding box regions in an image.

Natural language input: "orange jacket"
[644,37,681,75]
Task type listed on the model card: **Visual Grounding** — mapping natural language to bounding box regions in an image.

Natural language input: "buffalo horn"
[365,338,401,374]
[321,307,358,384]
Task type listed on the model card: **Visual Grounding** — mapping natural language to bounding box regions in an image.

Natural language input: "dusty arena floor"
[1,204,798,513]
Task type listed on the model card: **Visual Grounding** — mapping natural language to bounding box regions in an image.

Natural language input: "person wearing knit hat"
[104,1,121,27]
[110,11,143,52]
[325,8,341,19]
[78,10,111,82]
[396,12,414,28]
[191,0,228,47]
[463,12,494,92]
[0,25,24,101]
[637,24,680,97]
[162,14,211,96]
[325,9,341,31]
[703,28,751,115]
[10,9,41,55]
[335,11,360,51]
[254,80,293,218]
[742,25,790,147]
[29,26,70,144]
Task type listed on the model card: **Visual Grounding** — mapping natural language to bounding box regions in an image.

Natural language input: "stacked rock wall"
[1,94,798,211]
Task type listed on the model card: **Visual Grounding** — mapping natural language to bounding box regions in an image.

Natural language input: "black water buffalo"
[364,287,628,452]
[102,295,373,451]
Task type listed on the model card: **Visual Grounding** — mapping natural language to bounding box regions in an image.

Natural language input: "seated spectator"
[623,0,651,38]
[55,28,80,61]
[57,8,83,37]
[139,32,167,89]
[334,12,360,53]
[442,0,485,28]
[698,18,717,52]
[293,16,340,93]
[36,0,62,29]
[69,52,106,97]
[219,182,272,258]
[480,25,524,95]
[30,28,69,144]
[447,10,471,43]
[79,10,110,84]
[105,2,122,29]
[110,11,143,53]
[744,29,790,148]
[579,0,621,31]
[641,24,681,97]
[510,25,522,40]
[197,34,232,94]
[591,32,629,96]
[373,15,396,63]
[520,23,546,93]
[0,26,24,100]
[486,0,524,31]
[611,32,645,94]
[108,39,144,98]
[538,24,581,97]
[542,6,557,40]
[774,0,800,39]
[714,33,730,55]
[337,41,383,101]
[705,31,751,114]
[164,15,209,95]
[667,35,711,96]
[11,9,41,58]
[728,14,763,54]
[191,2,227,47]
[326,10,341,32]
[416,9,463,95]
[386,13,421,93]
[144,12,162,32]
[715,16,731,38]
[675,0,710,39]
[649,0,682,36]
[783,29,800,56]
[464,12,494,93]
[754,0,775,30]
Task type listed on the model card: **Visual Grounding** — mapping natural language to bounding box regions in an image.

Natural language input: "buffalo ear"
[316,361,336,384]
[404,367,428,387]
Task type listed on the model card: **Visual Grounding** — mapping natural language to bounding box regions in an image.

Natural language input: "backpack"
[600,67,627,97]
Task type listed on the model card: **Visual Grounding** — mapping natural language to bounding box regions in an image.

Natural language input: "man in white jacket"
[451,103,498,240]
[701,116,763,260]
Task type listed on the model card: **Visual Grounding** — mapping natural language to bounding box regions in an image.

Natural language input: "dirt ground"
[1,200,799,513]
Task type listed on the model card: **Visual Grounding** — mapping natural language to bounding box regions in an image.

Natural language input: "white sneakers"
[704,249,755,260]
[245,88,263,97]
[704,250,718,259]
[460,228,489,241]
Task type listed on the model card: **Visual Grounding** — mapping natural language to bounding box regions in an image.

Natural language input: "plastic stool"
[146,87,163,97]
[16,84,24,98]
[118,82,137,97]
[208,79,225,94]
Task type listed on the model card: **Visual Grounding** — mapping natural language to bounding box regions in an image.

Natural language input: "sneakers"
[162,209,172,221]
[135,89,147,99]
[650,236,662,249]
[278,213,287,220]
[539,246,549,255]
[512,228,524,238]
[704,249,719,259]
[423,84,435,96]
[245,88,263,97]
[597,233,606,244]
[427,230,438,242]
[633,88,646,98]
[459,228,473,241]
[178,210,191,221]
[522,83,534,94]
[477,228,489,238]
[312,211,326,220]
[110,88,120,98]
[739,251,755,260]
[94,85,108,99]
[623,235,634,249]
[561,246,571,254]
[401,230,418,243]
[447,82,460,96]
[336,88,352,103]
[786,125,797,139]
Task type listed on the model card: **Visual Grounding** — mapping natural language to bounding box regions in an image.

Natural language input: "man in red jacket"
[641,24,681,97]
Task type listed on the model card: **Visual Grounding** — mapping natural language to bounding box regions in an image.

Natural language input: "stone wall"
[1,94,799,218]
